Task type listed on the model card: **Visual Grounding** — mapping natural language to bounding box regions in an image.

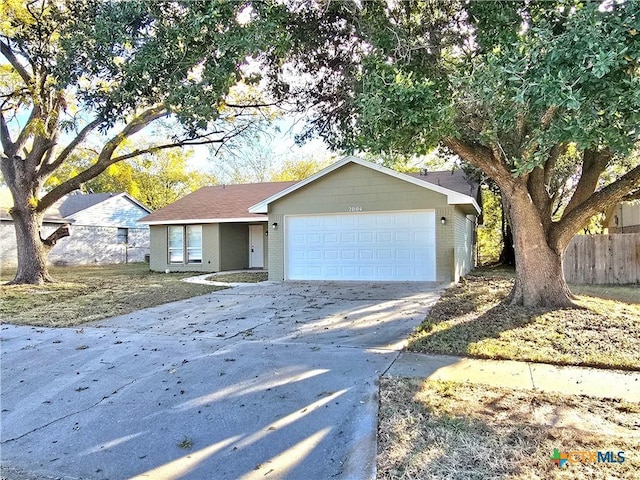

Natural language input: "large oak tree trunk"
[499,194,515,266]
[505,187,575,308]
[9,207,54,285]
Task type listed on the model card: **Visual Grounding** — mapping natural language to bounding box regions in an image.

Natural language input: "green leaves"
[44,0,289,133]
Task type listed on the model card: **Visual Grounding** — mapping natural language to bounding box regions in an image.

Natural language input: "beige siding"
[607,201,640,233]
[453,212,476,281]
[268,163,454,281]
[149,224,219,272]
[268,214,286,280]
[434,207,455,282]
[270,163,449,216]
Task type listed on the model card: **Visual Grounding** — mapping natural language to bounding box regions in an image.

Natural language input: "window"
[168,226,184,264]
[117,228,129,244]
[168,225,203,264]
[186,225,202,264]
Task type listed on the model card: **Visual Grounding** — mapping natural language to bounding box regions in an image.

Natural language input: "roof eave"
[140,216,267,225]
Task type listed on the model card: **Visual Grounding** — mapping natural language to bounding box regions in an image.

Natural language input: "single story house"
[0,191,151,267]
[139,181,297,273]
[140,156,481,282]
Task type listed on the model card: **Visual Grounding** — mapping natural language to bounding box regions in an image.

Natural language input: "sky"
[188,116,337,183]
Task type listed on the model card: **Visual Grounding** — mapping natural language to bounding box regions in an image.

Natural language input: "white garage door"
[286,211,436,281]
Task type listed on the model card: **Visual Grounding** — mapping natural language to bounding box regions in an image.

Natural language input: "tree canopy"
[46,148,217,210]
[279,0,640,306]
[0,0,288,283]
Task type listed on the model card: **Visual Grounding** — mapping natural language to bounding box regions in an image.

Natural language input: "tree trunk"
[505,186,576,308]
[499,194,515,265]
[9,206,55,285]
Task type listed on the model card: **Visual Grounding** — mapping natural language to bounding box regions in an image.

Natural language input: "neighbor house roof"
[249,156,481,215]
[0,190,151,223]
[60,192,151,217]
[59,193,116,217]
[138,181,297,225]
[406,170,480,199]
[0,188,66,223]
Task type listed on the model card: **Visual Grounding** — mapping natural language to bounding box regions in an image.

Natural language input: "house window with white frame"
[186,225,202,263]
[168,225,202,264]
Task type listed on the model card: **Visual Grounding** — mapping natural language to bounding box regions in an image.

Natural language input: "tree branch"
[42,224,70,249]
[443,136,516,191]
[0,40,32,85]
[527,166,552,229]
[623,190,640,202]
[0,110,13,154]
[543,143,567,187]
[550,163,640,251]
[37,117,103,180]
[110,122,254,163]
[37,106,168,212]
[563,148,611,216]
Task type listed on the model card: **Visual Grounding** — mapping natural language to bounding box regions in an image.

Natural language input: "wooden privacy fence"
[563,233,640,284]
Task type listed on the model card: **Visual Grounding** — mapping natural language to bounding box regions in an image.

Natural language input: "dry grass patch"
[0,263,225,327]
[408,270,640,370]
[378,377,640,480]
[207,271,268,283]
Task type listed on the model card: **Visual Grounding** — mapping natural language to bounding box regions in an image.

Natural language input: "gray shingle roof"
[407,170,480,199]
[58,193,117,217]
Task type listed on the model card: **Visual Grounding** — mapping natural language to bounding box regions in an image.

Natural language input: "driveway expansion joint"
[1,378,137,445]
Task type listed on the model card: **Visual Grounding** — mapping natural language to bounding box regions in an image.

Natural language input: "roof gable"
[60,192,151,218]
[59,193,114,217]
[249,156,481,215]
[0,189,149,224]
[139,181,297,225]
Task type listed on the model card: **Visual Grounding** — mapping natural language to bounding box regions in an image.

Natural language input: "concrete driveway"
[1,281,442,480]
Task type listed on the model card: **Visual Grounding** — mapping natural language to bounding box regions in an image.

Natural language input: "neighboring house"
[605,200,640,234]
[141,156,481,283]
[0,191,151,267]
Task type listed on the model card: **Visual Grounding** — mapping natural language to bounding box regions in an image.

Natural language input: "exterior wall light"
[441,217,446,225]
[272,222,278,229]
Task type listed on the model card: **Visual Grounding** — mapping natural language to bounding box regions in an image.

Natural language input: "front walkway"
[386,352,640,402]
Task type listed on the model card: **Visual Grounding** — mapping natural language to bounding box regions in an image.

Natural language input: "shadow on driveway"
[1,281,442,480]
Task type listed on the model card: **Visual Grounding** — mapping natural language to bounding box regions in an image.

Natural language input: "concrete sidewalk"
[386,352,640,402]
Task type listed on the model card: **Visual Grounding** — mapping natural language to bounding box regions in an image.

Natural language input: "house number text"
[348,206,363,212]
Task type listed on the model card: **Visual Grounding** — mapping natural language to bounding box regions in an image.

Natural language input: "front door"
[249,225,264,268]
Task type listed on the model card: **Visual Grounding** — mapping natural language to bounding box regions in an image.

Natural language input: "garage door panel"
[308,250,322,260]
[359,250,374,260]
[286,211,435,281]
[341,232,356,243]
[395,231,411,242]
[377,250,393,260]
[341,250,356,260]
[324,250,339,260]
[377,232,393,243]
[325,233,339,243]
